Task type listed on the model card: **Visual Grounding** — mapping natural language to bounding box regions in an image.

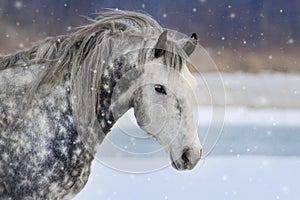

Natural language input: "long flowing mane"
[0,10,186,146]
[0,10,163,86]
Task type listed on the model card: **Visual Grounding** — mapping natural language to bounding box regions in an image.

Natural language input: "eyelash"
[154,84,167,95]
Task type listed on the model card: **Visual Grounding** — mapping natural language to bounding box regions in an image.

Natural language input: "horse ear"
[154,30,168,58]
[182,33,198,57]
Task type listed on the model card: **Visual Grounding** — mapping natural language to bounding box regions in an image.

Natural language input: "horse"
[0,10,202,199]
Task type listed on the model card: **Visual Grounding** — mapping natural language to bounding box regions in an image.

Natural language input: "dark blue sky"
[0,0,299,48]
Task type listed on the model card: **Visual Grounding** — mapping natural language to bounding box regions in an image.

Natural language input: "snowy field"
[76,156,300,200]
[75,73,300,200]
[195,72,300,108]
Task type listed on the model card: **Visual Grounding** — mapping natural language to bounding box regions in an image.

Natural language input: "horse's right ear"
[154,31,168,58]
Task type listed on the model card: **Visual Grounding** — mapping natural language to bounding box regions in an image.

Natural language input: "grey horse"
[0,10,201,199]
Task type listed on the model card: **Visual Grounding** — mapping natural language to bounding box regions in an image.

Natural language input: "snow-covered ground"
[196,72,300,108]
[76,156,300,200]
[75,73,300,200]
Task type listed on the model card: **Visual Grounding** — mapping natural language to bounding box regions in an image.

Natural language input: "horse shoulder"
[0,69,93,198]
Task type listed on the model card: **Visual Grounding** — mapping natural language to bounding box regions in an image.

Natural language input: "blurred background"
[1,0,299,72]
[1,1,300,200]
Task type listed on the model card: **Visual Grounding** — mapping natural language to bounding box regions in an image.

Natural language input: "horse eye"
[154,84,167,95]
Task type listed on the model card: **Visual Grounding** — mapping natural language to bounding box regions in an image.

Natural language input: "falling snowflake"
[14,1,23,9]
[129,175,135,180]
[162,13,167,18]
[221,175,228,181]
[229,12,236,19]
[192,8,197,12]
[281,185,290,194]
[287,38,294,44]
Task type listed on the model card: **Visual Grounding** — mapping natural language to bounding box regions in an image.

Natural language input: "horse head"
[130,31,202,170]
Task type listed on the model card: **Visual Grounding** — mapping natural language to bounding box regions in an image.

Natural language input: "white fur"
[127,60,202,170]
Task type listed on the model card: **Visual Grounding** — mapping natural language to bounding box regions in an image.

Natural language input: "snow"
[195,72,300,108]
[198,106,300,126]
[75,156,300,200]
[287,38,294,44]
[76,73,300,199]
[14,1,23,10]
[229,13,236,19]
[0,0,298,197]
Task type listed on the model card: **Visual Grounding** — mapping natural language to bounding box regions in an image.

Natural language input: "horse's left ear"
[182,33,198,57]
[154,30,168,58]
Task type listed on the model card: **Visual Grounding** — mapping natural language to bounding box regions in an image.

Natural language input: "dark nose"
[181,148,191,166]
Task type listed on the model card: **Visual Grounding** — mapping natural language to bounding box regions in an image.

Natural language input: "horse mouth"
[171,159,194,170]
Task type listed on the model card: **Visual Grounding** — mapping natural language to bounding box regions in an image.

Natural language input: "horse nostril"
[200,148,202,158]
[181,148,190,165]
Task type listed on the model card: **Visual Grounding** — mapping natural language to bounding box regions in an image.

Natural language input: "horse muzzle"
[171,147,202,170]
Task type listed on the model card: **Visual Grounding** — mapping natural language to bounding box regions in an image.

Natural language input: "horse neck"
[96,54,142,134]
